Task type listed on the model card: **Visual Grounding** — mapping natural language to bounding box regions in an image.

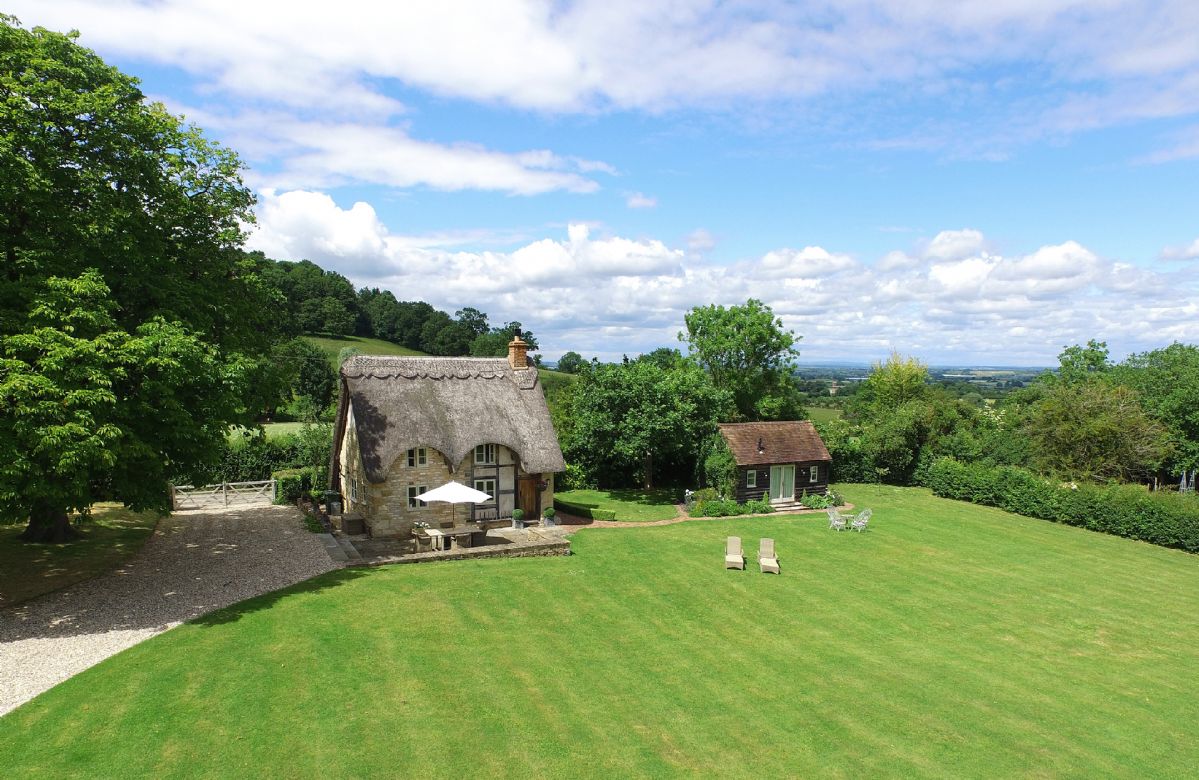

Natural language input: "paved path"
[0,504,338,717]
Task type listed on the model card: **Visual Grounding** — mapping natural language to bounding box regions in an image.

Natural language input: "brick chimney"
[507,330,529,370]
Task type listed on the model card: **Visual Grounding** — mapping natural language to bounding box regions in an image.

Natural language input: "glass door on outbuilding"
[769,465,795,502]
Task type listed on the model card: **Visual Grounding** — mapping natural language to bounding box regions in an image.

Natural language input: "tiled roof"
[717,421,832,466]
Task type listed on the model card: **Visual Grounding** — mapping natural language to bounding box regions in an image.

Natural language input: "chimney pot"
[508,333,529,370]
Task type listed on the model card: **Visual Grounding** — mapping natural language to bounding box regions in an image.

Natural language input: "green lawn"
[226,422,313,442]
[806,405,843,424]
[303,334,427,370]
[0,505,159,608]
[5,485,1199,777]
[555,487,681,522]
[304,335,577,395]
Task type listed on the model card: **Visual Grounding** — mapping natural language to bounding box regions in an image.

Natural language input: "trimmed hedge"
[553,499,617,521]
[926,457,1199,553]
[273,466,325,504]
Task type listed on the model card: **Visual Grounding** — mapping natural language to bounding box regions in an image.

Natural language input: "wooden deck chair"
[759,538,780,574]
[725,536,745,570]
[827,508,847,531]
[851,508,872,532]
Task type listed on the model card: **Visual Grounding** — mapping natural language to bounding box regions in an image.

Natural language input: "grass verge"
[0,505,159,608]
[4,485,1199,777]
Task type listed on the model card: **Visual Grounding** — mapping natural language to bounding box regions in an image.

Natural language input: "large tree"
[1112,342,1199,476]
[1,19,281,538]
[679,299,804,420]
[565,360,732,488]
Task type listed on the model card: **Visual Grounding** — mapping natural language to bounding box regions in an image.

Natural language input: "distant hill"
[303,335,578,392]
[303,335,427,371]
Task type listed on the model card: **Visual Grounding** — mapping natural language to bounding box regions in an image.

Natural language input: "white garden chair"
[827,508,847,531]
[851,508,872,532]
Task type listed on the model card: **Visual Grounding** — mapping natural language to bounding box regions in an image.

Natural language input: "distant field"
[807,406,842,423]
[303,336,576,393]
[303,335,426,370]
[227,422,311,443]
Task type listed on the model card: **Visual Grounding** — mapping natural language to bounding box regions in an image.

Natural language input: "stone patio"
[339,525,570,566]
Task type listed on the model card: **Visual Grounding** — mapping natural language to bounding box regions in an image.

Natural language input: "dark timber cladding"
[718,421,833,503]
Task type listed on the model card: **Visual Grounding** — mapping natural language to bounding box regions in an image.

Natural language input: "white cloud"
[1160,237,1199,261]
[248,190,1199,363]
[625,192,658,209]
[14,0,1199,138]
[165,108,604,195]
[923,229,988,261]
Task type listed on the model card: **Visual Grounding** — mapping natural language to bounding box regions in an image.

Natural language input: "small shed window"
[407,448,427,467]
[746,470,757,488]
[407,485,428,509]
[474,478,496,498]
[475,444,496,464]
[809,465,819,483]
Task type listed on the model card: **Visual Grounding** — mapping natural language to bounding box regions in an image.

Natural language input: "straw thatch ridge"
[337,355,565,482]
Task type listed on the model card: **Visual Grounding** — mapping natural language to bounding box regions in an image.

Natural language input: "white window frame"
[809,465,819,483]
[746,470,757,488]
[474,478,497,499]
[408,485,428,509]
[475,443,496,465]
[407,448,427,468]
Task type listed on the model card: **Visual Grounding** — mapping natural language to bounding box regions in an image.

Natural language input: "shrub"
[558,463,596,491]
[273,466,319,504]
[690,487,720,504]
[693,498,743,517]
[542,507,555,521]
[800,492,835,509]
[744,498,774,514]
[926,457,1199,553]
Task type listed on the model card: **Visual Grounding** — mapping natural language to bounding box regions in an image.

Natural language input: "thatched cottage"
[330,336,565,538]
[718,421,832,507]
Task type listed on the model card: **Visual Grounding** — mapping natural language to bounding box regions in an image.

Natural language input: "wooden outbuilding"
[717,421,832,508]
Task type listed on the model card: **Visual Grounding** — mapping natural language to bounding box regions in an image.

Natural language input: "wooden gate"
[170,480,276,510]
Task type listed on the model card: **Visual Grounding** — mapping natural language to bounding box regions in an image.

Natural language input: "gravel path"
[0,504,338,717]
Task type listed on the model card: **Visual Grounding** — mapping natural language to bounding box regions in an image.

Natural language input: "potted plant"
[511,508,525,529]
[542,507,556,527]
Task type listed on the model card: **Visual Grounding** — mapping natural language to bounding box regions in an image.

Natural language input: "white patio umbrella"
[414,481,492,526]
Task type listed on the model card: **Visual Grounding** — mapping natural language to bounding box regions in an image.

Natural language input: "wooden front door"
[769,465,795,503]
[517,475,540,519]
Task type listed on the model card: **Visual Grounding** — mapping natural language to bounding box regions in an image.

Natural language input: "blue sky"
[14,1,1199,365]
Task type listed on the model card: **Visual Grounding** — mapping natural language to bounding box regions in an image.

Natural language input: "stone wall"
[357,444,555,539]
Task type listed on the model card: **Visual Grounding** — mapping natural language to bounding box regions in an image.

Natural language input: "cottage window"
[809,465,819,483]
[474,478,497,499]
[474,444,496,464]
[349,475,359,502]
[407,485,428,509]
[746,470,757,488]
[407,448,427,467]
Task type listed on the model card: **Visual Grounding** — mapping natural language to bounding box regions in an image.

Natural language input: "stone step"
[334,534,363,561]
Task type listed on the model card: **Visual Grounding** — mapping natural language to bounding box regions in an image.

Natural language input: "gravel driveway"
[0,504,339,717]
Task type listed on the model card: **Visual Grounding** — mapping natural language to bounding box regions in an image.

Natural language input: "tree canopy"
[564,360,732,488]
[1,19,281,539]
[679,299,804,421]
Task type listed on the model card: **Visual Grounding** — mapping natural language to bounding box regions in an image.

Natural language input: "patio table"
[426,526,488,551]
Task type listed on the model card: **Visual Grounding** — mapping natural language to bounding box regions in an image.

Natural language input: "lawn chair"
[827,508,847,531]
[759,538,780,574]
[851,508,872,533]
[725,536,745,570]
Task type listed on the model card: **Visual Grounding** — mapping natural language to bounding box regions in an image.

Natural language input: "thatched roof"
[336,356,565,482]
[718,421,831,466]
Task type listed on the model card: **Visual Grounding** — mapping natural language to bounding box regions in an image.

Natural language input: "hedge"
[273,465,326,504]
[552,499,617,521]
[926,457,1199,553]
